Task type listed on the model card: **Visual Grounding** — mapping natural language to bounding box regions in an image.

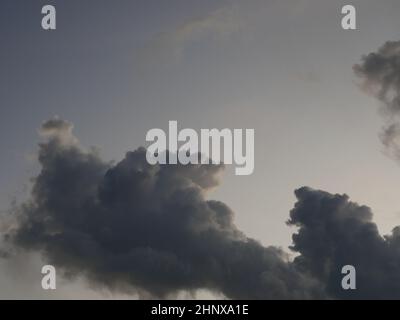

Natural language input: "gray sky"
[2,0,400,298]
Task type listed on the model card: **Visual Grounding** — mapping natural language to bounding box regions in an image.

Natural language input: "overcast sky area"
[2,0,400,299]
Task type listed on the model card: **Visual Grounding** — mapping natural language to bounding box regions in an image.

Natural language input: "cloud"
[354,41,400,161]
[140,3,243,64]
[289,187,400,299]
[7,118,400,299]
[7,40,400,299]
[39,117,78,147]
[4,119,323,299]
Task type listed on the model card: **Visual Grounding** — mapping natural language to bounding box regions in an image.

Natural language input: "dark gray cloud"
[289,187,400,299]
[5,119,322,299]
[9,38,400,298]
[354,41,400,161]
[6,118,400,299]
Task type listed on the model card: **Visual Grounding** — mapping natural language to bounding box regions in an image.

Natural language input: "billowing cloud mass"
[4,41,400,300]
[4,117,400,299]
[354,41,400,161]
[290,188,400,299]
[4,119,322,299]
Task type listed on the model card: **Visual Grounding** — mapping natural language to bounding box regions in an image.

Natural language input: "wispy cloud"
[139,3,243,64]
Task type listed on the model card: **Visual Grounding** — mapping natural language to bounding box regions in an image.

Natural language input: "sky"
[2,0,400,299]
